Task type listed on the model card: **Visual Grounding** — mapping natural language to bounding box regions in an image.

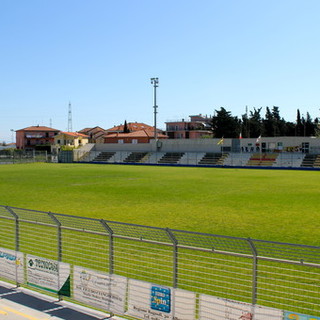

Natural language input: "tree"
[123,120,130,133]
[248,107,264,138]
[263,107,274,136]
[211,107,241,138]
[305,112,315,136]
[314,118,320,137]
[295,109,303,136]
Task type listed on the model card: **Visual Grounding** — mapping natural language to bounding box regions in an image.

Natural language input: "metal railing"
[0,150,48,164]
[0,205,319,319]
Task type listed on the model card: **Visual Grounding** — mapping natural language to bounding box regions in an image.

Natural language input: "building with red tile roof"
[78,126,106,143]
[106,122,155,133]
[16,126,60,151]
[52,132,90,153]
[100,122,167,143]
[102,128,168,144]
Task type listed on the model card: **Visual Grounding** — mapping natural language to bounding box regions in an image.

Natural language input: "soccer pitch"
[1,162,319,246]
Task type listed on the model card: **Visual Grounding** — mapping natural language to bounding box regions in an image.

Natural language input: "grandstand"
[72,137,320,169]
[76,149,317,169]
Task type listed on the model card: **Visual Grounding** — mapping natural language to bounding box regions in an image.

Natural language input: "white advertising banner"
[73,266,126,314]
[199,294,283,320]
[0,248,24,283]
[27,255,70,296]
[127,279,196,320]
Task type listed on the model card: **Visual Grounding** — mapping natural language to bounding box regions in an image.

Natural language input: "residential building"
[78,127,106,143]
[106,122,156,134]
[52,132,89,153]
[99,122,167,143]
[16,126,60,152]
[102,129,168,144]
[165,114,213,139]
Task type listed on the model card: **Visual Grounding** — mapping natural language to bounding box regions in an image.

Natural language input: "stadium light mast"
[10,129,14,143]
[68,102,73,132]
[150,77,159,140]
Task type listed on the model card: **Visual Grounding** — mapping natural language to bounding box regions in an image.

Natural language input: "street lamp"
[150,77,159,140]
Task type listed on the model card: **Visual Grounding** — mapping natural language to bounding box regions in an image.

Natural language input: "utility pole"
[150,78,159,140]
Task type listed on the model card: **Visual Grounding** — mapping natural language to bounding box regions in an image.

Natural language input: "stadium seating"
[246,153,278,166]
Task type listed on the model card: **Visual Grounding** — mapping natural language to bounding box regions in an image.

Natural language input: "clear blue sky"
[1,0,320,142]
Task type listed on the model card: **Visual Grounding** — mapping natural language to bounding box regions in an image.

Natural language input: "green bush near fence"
[0,162,320,246]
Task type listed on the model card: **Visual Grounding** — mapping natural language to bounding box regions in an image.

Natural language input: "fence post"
[6,206,19,252]
[247,238,258,306]
[48,212,62,261]
[101,220,114,274]
[166,228,178,288]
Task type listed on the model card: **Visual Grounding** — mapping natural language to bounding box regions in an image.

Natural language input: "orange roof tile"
[105,129,168,139]
[59,132,89,138]
[106,122,156,133]
[78,126,105,134]
[16,126,60,132]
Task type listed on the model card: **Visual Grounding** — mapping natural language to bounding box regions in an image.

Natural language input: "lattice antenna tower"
[68,102,73,132]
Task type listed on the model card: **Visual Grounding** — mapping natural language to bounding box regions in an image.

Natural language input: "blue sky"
[1,0,320,142]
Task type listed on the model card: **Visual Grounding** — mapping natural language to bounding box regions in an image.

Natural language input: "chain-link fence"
[0,205,319,319]
[0,150,48,164]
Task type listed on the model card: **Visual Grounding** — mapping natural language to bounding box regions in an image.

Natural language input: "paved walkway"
[0,282,116,320]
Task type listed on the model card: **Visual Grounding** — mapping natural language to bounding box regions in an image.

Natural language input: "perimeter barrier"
[0,150,48,164]
[0,205,319,319]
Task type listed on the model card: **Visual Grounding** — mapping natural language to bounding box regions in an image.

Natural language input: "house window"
[118,139,124,144]
[132,139,138,144]
[57,140,61,144]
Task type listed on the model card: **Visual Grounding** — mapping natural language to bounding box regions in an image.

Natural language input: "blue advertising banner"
[284,311,320,320]
[150,286,171,313]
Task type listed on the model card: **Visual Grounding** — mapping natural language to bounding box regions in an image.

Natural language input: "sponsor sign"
[199,294,282,320]
[73,266,126,314]
[0,248,24,283]
[284,312,320,320]
[127,279,196,320]
[27,255,70,296]
[151,286,171,313]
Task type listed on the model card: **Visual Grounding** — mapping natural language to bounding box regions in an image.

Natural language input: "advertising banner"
[127,279,196,320]
[284,311,320,320]
[199,294,282,320]
[0,248,24,283]
[73,266,126,314]
[27,254,70,296]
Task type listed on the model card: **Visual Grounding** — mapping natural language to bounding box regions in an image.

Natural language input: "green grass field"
[1,162,320,246]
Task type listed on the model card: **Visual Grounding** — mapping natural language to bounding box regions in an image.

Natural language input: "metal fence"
[0,205,319,319]
[0,150,48,164]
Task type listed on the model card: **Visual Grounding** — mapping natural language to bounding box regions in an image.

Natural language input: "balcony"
[25,134,45,138]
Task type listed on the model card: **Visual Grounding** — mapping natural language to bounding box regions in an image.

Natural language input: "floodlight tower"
[150,77,159,140]
[68,102,73,132]
[10,129,14,143]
